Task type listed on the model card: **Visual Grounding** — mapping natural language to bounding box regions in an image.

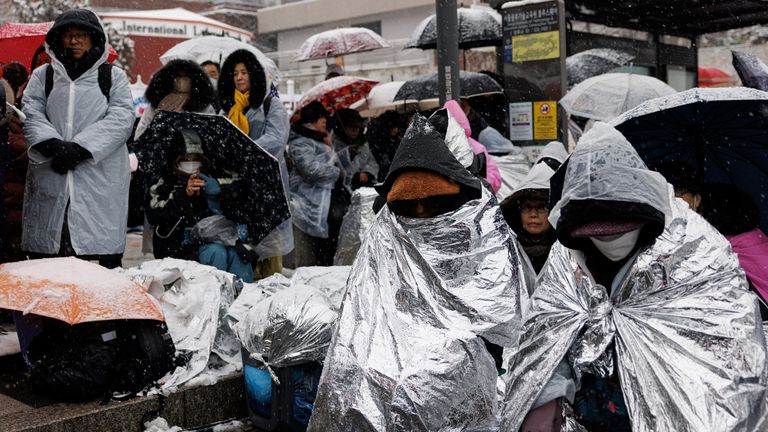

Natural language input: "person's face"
[202,64,219,81]
[62,27,92,60]
[233,63,250,92]
[520,200,551,236]
[344,124,361,140]
[313,117,328,133]
[676,189,702,211]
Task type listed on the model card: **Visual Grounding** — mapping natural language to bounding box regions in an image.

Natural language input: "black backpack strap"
[44,63,112,102]
[44,64,54,99]
[98,63,112,103]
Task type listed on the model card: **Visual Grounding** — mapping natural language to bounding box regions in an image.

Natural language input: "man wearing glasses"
[21,9,134,268]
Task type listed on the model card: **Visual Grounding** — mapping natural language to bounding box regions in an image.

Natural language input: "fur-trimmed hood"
[145,59,215,112]
[218,49,267,113]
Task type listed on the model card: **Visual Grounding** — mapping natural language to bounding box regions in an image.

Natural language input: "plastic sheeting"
[560,73,676,122]
[227,266,351,376]
[549,122,672,228]
[308,187,528,431]
[492,153,530,201]
[501,124,768,431]
[117,259,242,390]
[334,187,379,265]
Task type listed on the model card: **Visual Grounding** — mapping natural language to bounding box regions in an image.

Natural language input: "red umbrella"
[698,66,733,87]
[291,75,378,123]
[294,27,390,62]
[0,22,119,70]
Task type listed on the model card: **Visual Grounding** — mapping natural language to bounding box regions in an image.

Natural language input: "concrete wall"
[698,43,768,85]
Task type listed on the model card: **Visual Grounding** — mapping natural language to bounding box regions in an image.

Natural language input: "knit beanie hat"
[386,169,461,203]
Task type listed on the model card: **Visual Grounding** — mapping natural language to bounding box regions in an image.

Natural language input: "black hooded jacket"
[144,60,215,112]
[45,9,106,81]
[217,49,266,114]
[375,114,482,203]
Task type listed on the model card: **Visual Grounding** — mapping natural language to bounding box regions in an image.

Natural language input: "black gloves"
[35,138,65,158]
[234,240,259,264]
[51,142,93,175]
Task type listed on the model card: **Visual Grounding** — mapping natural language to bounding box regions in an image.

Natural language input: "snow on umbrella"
[291,76,378,122]
[566,48,634,88]
[405,7,501,49]
[0,257,164,325]
[560,73,676,122]
[394,71,503,102]
[349,81,438,118]
[0,21,119,68]
[159,36,281,85]
[612,87,768,233]
[133,112,291,246]
[294,27,390,62]
[732,51,768,91]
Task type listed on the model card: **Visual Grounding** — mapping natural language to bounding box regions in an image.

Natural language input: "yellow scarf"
[228,90,250,135]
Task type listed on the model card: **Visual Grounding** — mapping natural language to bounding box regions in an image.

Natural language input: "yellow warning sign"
[533,101,557,140]
[511,30,560,62]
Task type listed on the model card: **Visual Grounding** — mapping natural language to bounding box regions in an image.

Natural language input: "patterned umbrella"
[291,76,378,123]
[295,27,390,62]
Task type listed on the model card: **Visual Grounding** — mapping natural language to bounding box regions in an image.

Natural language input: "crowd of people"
[1,7,768,431]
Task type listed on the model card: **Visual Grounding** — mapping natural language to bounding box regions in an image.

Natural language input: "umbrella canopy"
[0,21,118,68]
[291,75,378,122]
[349,81,439,118]
[698,66,734,87]
[566,48,634,88]
[394,71,503,102]
[612,86,768,232]
[159,36,281,85]
[0,257,164,325]
[560,72,677,122]
[133,112,291,246]
[405,7,501,49]
[294,27,390,62]
[732,51,768,91]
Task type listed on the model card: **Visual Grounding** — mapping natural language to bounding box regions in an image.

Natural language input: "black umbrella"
[394,71,503,102]
[732,51,768,91]
[133,111,291,246]
[566,48,634,88]
[612,87,768,232]
[405,7,501,50]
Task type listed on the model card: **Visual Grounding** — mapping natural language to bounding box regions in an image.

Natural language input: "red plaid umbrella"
[291,76,378,123]
[0,22,119,70]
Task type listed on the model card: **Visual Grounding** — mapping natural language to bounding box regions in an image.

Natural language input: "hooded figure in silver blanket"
[502,122,768,432]
[308,115,528,431]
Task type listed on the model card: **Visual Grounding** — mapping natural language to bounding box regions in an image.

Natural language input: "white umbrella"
[560,73,677,122]
[294,27,390,62]
[349,81,439,118]
[159,36,281,85]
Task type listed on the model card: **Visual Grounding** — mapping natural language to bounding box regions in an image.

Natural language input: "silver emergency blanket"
[118,258,241,389]
[309,187,528,431]
[501,123,768,432]
[333,187,379,265]
[492,153,530,201]
[226,267,350,375]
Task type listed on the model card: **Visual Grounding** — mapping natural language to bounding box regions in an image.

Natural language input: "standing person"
[655,160,702,211]
[2,62,29,105]
[135,59,216,139]
[218,48,292,278]
[200,61,220,83]
[504,123,768,432]
[22,9,134,269]
[0,78,10,262]
[2,77,26,262]
[287,101,340,267]
[331,108,378,191]
[444,100,502,193]
[367,110,405,182]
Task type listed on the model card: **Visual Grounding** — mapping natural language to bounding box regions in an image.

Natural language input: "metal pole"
[436,0,460,104]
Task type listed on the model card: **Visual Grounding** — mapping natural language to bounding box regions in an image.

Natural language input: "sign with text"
[502,0,566,146]
[101,18,250,41]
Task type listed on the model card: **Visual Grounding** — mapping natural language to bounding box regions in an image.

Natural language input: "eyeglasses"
[63,31,90,42]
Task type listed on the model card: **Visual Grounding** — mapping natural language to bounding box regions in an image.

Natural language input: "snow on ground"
[142,417,251,432]
[143,417,182,432]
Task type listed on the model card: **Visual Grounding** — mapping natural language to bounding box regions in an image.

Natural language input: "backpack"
[44,63,112,102]
[27,319,177,401]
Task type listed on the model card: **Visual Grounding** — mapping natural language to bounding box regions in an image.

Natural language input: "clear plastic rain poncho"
[308,186,528,431]
[501,123,768,431]
[333,187,379,265]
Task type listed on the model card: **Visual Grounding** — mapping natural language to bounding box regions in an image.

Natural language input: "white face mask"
[589,228,642,262]
[177,160,202,175]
